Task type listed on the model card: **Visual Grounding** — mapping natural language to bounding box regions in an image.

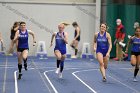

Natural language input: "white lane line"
[107,75,139,93]
[118,68,132,70]
[73,69,139,93]
[44,70,58,93]
[44,68,80,93]
[72,69,98,93]
[14,71,18,93]
[31,61,53,93]
[2,57,8,93]
[0,65,15,66]
[0,67,16,69]
[14,68,36,93]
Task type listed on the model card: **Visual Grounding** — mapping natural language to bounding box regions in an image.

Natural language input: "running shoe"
[24,62,28,71]
[59,73,63,78]
[124,54,128,57]
[102,77,107,82]
[113,58,119,61]
[71,55,77,59]
[18,73,22,80]
[133,77,138,82]
[55,68,60,74]
[6,53,13,56]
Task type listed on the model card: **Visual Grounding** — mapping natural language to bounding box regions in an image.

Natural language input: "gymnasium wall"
[0,2,96,56]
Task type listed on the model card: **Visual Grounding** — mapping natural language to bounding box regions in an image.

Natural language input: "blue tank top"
[96,32,109,52]
[55,32,66,50]
[18,29,29,48]
[131,37,140,52]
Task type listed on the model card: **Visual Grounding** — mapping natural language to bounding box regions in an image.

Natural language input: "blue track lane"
[0,56,139,93]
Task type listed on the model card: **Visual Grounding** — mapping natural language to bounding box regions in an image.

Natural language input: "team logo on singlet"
[133,41,140,44]
[19,34,28,38]
[97,38,107,42]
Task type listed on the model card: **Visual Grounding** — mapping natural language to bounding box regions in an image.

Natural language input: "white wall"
[0,2,97,56]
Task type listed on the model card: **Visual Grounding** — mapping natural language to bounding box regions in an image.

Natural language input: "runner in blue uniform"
[50,23,68,78]
[93,23,112,82]
[14,22,36,80]
[126,27,140,82]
